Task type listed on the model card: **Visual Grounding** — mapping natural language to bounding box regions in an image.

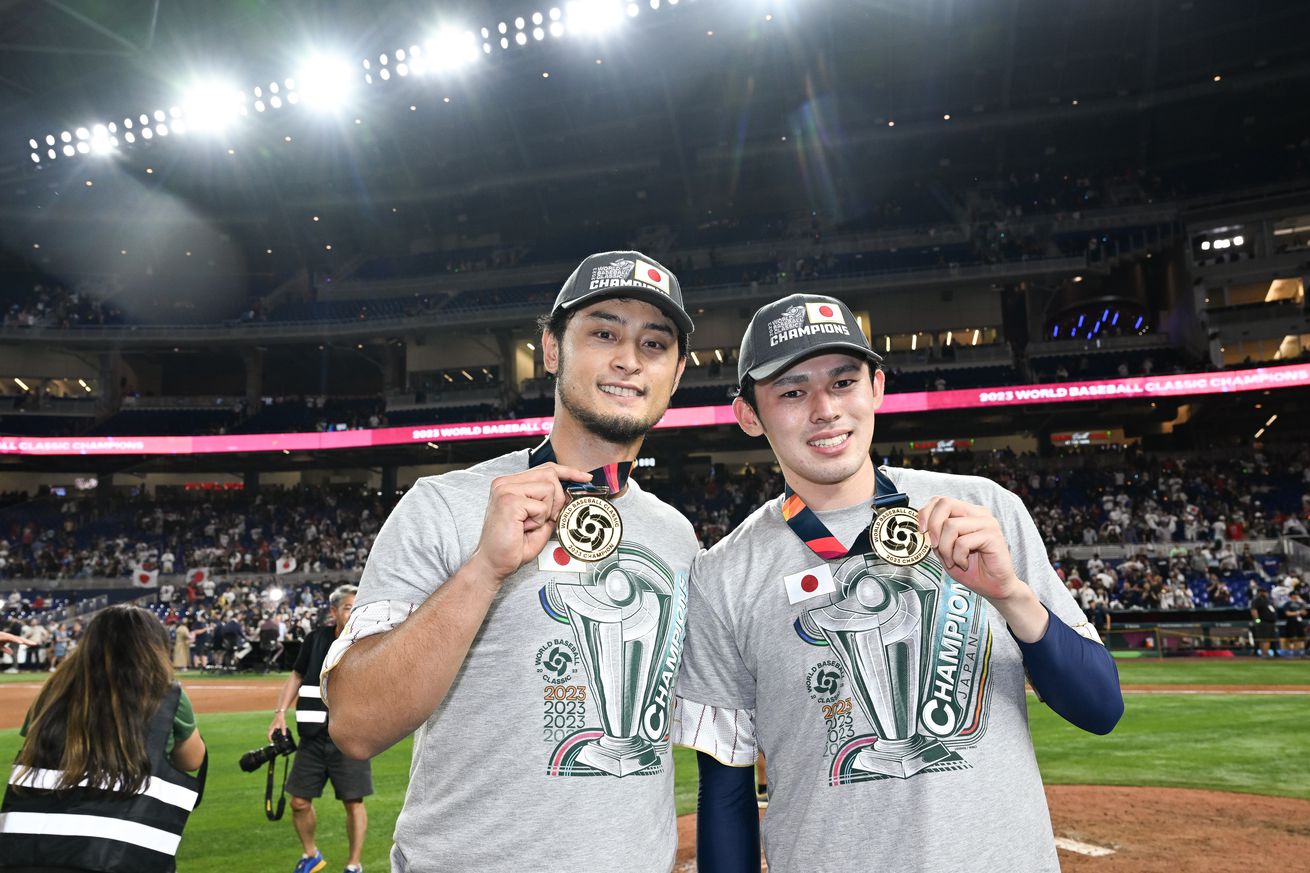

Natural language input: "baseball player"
[676,293,1123,872]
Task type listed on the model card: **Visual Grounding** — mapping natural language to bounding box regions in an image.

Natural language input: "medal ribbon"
[781,467,908,560]
[528,439,633,496]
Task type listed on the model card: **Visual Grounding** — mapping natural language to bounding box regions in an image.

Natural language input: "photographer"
[268,586,369,873]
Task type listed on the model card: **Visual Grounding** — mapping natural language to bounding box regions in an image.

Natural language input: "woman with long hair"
[0,605,206,872]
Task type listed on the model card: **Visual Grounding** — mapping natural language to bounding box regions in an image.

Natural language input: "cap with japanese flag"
[551,250,694,335]
[736,293,881,388]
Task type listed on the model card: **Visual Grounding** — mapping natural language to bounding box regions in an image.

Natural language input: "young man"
[322,252,698,872]
[675,293,1124,872]
[268,585,371,873]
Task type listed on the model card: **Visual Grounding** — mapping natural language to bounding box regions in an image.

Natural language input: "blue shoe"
[293,851,326,873]
[343,866,363,873]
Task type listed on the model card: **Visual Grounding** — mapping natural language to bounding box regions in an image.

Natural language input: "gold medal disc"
[869,506,931,566]
[557,494,623,562]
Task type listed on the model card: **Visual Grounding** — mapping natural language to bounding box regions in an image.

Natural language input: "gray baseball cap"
[551,250,694,335]
[737,293,881,385]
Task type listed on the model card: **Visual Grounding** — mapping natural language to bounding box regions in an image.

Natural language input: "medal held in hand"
[557,487,623,562]
[528,440,631,563]
[870,506,931,566]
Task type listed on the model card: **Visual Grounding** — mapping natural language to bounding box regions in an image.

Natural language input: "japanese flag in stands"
[631,258,671,294]
[276,556,297,575]
[805,301,846,325]
[188,567,210,586]
[783,563,835,605]
[134,566,159,588]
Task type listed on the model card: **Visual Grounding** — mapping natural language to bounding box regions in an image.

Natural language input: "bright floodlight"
[567,0,626,35]
[425,28,480,71]
[182,80,245,132]
[89,126,115,155]
[296,54,357,111]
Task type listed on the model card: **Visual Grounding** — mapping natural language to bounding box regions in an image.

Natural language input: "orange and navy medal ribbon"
[781,468,909,560]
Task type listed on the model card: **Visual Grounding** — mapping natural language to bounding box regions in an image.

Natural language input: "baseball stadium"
[1,1,1308,871]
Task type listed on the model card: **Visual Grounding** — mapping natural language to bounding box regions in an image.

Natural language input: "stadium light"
[25,0,689,164]
[182,80,246,132]
[90,136,115,155]
[296,54,358,111]
[425,28,480,71]
[567,0,627,35]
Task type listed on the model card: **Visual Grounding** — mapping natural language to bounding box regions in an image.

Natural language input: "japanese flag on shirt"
[538,541,589,573]
[783,563,836,605]
[631,259,671,295]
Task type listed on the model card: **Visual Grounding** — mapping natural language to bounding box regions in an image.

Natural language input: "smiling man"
[674,293,1123,873]
[322,252,699,873]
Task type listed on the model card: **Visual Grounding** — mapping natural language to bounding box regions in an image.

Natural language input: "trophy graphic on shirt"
[549,548,674,776]
[801,555,957,778]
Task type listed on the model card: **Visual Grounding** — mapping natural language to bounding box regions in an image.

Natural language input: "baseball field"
[2,657,1308,872]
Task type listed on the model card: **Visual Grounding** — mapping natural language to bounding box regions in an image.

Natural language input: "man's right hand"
[469,463,592,584]
[268,711,287,742]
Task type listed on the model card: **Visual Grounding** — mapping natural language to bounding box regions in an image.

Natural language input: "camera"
[239,728,297,772]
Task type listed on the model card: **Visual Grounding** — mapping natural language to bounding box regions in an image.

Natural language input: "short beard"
[555,347,660,445]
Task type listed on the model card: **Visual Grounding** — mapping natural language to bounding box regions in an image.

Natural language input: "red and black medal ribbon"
[528,439,633,495]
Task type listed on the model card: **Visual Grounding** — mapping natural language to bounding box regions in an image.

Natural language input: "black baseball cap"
[551,250,694,335]
[737,293,881,386]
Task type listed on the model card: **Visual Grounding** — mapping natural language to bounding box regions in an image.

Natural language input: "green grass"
[1028,693,1310,799]
[1113,657,1310,685]
[0,672,52,685]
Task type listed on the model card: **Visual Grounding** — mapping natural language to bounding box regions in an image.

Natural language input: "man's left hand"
[917,496,1022,602]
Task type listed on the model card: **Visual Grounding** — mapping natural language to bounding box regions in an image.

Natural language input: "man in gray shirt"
[674,293,1122,872]
[323,252,700,873]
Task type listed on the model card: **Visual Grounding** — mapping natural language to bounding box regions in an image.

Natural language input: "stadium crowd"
[2,446,1308,663]
[3,576,350,673]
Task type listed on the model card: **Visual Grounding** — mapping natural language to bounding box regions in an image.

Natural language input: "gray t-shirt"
[324,449,698,873]
[674,466,1096,873]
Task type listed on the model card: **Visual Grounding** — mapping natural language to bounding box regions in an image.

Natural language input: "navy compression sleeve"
[696,751,760,873]
[1013,606,1124,735]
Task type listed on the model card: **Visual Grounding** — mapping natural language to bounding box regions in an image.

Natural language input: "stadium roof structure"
[2,0,1309,300]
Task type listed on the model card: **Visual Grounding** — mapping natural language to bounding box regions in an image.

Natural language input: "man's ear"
[542,328,560,376]
[871,367,886,410]
[733,396,765,437]
[670,354,687,395]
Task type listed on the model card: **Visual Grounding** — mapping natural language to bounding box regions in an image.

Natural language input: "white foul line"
[1054,836,1116,857]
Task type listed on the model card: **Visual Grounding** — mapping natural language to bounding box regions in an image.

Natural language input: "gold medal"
[556,493,623,562]
[869,506,931,566]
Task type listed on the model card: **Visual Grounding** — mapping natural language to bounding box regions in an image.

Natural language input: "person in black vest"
[268,585,370,873]
[0,605,207,872]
